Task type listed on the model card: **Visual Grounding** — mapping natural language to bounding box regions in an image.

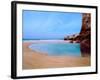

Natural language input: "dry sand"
[22,41,90,69]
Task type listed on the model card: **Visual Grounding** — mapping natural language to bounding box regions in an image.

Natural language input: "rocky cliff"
[79,13,91,56]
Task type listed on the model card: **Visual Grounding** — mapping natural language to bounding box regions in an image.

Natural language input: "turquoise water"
[29,43,81,57]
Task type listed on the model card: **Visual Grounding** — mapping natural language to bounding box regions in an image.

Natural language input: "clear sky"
[23,10,82,40]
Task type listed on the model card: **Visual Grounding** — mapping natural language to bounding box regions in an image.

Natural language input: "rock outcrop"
[79,13,91,56]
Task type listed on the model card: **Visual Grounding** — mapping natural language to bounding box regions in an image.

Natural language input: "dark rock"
[80,13,91,56]
[70,40,73,43]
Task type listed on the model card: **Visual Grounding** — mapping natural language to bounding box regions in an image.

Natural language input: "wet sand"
[22,41,90,69]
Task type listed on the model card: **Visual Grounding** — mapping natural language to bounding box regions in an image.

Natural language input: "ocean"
[29,43,81,57]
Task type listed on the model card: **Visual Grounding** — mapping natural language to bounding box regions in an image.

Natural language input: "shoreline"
[23,41,90,69]
[23,40,70,43]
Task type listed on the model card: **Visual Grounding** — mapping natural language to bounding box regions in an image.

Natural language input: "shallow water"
[29,43,81,57]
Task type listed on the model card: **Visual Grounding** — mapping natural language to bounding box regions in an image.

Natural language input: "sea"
[29,42,81,57]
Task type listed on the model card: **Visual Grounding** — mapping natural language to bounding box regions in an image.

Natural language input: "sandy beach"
[22,41,90,69]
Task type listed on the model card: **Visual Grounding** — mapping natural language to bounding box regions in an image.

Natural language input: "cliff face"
[80,13,91,34]
[79,13,91,56]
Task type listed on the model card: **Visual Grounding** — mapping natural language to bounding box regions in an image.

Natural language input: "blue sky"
[23,10,82,40]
